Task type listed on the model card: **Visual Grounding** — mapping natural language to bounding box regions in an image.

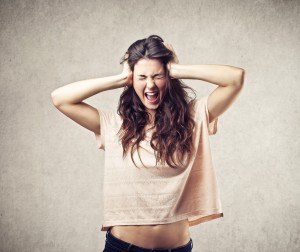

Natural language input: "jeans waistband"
[105,228,193,252]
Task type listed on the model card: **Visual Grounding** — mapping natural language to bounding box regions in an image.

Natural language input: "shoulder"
[99,109,122,127]
[189,96,208,119]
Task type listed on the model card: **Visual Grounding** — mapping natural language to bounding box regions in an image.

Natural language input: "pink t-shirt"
[95,95,223,231]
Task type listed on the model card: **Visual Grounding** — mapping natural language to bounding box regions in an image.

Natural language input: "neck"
[147,109,156,124]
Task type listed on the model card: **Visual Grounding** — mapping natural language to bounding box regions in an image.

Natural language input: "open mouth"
[145,91,159,103]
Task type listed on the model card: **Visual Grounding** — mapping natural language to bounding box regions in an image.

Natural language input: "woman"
[51,35,245,252]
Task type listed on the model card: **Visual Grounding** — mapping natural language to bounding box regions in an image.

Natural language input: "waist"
[110,219,190,248]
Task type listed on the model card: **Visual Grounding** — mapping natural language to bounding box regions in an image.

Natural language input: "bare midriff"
[110,219,191,249]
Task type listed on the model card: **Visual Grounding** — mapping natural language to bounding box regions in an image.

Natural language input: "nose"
[146,78,156,89]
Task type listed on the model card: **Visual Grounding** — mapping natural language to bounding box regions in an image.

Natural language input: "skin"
[51,43,245,248]
[132,58,166,121]
[110,220,191,248]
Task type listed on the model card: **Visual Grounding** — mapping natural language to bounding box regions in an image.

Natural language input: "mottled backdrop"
[0,0,299,251]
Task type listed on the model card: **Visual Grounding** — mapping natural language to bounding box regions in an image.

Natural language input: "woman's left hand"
[164,43,179,78]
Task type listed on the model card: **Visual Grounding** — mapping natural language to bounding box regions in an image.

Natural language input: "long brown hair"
[117,35,195,168]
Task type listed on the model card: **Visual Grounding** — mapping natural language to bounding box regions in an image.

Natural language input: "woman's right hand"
[121,60,133,87]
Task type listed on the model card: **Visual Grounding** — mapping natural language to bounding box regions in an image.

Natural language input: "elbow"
[51,89,62,107]
[234,68,246,88]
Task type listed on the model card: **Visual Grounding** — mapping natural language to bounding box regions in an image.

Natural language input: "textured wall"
[0,0,299,251]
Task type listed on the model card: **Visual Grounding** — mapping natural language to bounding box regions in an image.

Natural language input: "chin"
[144,97,163,110]
[145,104,158,111]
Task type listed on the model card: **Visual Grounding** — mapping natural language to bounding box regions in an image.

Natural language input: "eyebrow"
[137,73,165,77]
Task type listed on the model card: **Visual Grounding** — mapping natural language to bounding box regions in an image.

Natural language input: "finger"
[165,43,177,56]
[164,42,173,51]
[164,42,179,64]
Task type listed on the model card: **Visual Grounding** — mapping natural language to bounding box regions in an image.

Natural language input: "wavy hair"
[117,35,195,168]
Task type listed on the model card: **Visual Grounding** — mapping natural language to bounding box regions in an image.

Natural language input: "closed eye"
[137,74,165,80]
[154,74,165,79]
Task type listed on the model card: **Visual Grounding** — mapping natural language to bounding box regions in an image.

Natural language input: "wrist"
[169,63,185,79]
[117,73,129,87]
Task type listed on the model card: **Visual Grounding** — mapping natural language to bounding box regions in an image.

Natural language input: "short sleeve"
[94,109,105,150]
[94,110,121,150]
[194,96,218,136]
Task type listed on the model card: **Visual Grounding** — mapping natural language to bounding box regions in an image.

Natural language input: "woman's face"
[133,58,166,115]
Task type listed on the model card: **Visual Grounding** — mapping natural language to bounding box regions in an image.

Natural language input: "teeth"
[145,91,159,101]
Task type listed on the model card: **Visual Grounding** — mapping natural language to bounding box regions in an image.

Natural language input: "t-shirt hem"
[100,210,224,231]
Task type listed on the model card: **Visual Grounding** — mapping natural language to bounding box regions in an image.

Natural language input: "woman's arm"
[51,62,132,134]
[170,64,245,87]
[51,74,128,106]
[51,75,126,135]
[165,43,245,123]
[170,63,245,123]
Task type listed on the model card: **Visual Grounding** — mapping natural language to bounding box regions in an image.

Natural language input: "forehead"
[134,59,165,74]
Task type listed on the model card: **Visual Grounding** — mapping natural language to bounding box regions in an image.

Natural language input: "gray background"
[0,0,299,251]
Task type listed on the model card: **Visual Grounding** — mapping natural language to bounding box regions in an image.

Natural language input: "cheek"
[133,81,145,94]
[156,79,167,91]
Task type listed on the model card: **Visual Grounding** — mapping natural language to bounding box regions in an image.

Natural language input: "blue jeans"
[103,228,193,252]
